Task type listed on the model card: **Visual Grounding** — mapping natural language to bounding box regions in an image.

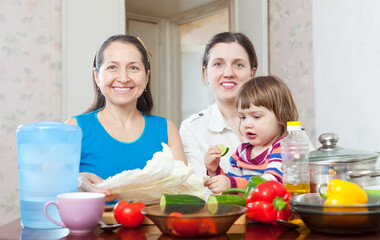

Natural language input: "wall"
[269,0,316,145]
[0,0,62,225]
[314,0,380,160]
[0,0,126,226]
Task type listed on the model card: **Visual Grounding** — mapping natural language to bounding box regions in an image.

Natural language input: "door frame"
[61,0,126,120]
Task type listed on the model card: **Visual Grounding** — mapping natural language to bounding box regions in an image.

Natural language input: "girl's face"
[238,103,283,148]
[94,41,149,107]
[204,42,256,104]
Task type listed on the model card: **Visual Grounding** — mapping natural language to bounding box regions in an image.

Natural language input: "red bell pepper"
[245,181,292,226]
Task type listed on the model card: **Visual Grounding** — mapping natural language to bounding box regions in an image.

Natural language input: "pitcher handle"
[44,201,65,228]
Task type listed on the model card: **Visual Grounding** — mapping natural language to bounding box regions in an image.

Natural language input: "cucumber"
[160,194,205,214]
[216,144,229,156]
[207,195,246,214]
[222,188,246,195]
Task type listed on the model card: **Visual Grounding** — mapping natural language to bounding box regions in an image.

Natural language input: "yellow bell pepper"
[319,179,368,205]
[320,179,369,227]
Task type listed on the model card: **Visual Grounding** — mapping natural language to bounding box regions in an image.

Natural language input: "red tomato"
[167,212,182,232]
[114,201,146,228]
[168,212,198,237]
[197,218,218,235]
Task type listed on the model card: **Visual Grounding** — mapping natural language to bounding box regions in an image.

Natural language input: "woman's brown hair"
[236,76,299,134]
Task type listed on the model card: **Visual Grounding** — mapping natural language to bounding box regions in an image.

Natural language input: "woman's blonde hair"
[236,76,299,134]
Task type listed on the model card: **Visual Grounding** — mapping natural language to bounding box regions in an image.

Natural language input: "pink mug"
[44,192,105,234]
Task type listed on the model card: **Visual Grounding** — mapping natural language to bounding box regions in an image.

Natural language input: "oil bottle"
[281,121,310,195]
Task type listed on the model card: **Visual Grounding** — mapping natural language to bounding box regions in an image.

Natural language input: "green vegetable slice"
[160,194,205,214]
[216,144,229,156]
[207,195,246,214]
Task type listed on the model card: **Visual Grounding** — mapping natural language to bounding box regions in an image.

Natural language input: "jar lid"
[309,133,379,164]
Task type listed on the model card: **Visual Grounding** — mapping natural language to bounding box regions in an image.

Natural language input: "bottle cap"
[287,121,302,131]
[287,121,301,126]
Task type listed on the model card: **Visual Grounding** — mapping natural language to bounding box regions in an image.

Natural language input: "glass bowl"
[290,193,380,234]
[141,203,246,237]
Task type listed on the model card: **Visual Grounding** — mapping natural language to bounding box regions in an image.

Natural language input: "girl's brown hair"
[236,76,299,134]
[84,34,153,114]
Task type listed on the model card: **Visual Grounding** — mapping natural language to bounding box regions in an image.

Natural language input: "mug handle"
[44,201,66,228]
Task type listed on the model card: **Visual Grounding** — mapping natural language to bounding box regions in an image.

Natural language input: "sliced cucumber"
[216,144,229,156]
[207,195,245,214]
[160,194,205,214]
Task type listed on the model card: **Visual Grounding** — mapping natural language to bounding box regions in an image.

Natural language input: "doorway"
[180,11,229,119]
[125,0,230,126]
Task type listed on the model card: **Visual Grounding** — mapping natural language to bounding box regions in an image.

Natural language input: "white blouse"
[179,103,241,177]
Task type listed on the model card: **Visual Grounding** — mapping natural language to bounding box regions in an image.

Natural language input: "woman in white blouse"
[179,32,257,177]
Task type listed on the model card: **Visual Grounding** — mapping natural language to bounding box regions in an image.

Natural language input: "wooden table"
[1,218,380,240]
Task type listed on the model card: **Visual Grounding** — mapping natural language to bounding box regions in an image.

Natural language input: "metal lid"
[309,133,379,164]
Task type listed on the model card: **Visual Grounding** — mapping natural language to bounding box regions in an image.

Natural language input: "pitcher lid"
[17,121,81,132]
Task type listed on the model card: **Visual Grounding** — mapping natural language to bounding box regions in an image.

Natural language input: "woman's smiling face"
[94,41,149,107]
[204,42,255,104]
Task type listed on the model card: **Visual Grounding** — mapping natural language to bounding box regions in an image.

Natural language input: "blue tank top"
[75,109,168,180]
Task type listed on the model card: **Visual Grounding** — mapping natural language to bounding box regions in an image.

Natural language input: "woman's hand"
[78,172,118,202]
[204,175,231,194]
[204,146,222,176]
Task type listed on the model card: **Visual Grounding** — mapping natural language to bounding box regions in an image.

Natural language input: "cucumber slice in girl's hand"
[216,144,229,156]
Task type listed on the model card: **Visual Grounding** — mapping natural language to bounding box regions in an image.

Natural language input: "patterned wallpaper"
[0,0,62,225]
[268,0,316,144]
[0,0,315,226]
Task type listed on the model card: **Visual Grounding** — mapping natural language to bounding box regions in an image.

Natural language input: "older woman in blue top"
[66,35,187,202]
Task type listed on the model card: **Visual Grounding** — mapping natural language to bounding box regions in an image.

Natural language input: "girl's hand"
[204,146,222,176]
[204,175,231,194]
[78,172,118,202]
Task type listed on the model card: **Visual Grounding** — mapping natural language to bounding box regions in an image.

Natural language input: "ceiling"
[125,0,224,18]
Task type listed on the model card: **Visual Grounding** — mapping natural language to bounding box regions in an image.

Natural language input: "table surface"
[2,219,380,240]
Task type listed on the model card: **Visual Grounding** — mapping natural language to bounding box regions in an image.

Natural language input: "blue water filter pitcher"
[16,121,82,229]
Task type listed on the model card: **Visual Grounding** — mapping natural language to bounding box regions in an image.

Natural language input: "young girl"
[204,76,299,194]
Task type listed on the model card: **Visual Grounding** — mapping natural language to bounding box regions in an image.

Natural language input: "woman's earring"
[144,89,147,92]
